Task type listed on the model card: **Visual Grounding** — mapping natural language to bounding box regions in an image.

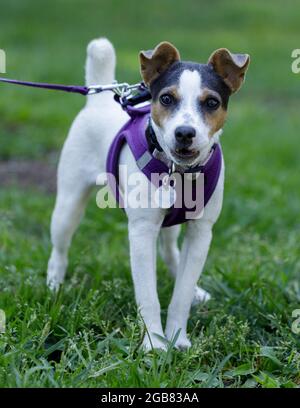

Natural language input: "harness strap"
[136,151,153,170]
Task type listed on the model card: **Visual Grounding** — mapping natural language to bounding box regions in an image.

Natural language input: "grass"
[1,0,300,388]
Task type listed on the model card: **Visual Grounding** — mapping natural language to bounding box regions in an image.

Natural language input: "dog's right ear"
[208,48,250,93]
[139,42,180,87]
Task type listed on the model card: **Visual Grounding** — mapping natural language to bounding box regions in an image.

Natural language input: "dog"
[47,38,249,351]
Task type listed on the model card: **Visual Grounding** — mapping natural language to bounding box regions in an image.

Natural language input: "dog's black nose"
[175,126,196,147]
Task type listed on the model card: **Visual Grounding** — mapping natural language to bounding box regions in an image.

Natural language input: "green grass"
[1,0,300,388]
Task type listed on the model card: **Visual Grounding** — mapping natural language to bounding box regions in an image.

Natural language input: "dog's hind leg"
[159,226,210,305]
[47,175,93,291]
[47,37,121,291]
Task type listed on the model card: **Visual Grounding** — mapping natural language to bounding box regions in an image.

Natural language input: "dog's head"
[139,42,250,166]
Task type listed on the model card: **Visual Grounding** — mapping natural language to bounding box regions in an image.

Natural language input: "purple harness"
[106,103,222,228]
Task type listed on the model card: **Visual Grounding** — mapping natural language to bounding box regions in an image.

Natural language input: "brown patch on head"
[205,107,227,137]
[208,48,250,93]
[151,100,169,128]
[200,88,227,137]
[139,42,180,87]
[151,86,180,128]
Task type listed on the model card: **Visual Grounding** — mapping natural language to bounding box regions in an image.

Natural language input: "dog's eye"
[159,94,174,106]
[204,97,220,110]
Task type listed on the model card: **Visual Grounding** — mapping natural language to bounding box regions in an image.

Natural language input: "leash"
[0,76,151,103]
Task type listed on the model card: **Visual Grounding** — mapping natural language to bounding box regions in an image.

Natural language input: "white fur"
[47,38,225,351]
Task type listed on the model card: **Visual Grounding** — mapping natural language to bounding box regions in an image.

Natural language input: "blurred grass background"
[0,0,300,387]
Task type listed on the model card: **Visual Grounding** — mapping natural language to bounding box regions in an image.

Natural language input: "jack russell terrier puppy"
[47,38,250,351]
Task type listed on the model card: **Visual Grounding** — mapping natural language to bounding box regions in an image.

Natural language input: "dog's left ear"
[208,48,250,93]
[139,42,180,87]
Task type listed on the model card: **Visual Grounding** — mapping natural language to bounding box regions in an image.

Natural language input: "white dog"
[47,38,249,351]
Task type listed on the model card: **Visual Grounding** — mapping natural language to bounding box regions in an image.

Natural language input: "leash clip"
[87,81,144,104]
[87,81,119,95]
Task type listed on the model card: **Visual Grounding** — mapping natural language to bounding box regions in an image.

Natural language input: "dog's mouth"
[172,147,200,160]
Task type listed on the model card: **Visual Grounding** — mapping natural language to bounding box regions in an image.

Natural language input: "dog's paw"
[47,250,67,292]
[142,334,168,352]
[165,328,192,351]
[47,277,61,292]
[47,269,64,292]
[173,335,191,351]
[192,286,211,306]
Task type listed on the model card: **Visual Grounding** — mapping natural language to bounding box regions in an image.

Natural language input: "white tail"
[85,38,116,86]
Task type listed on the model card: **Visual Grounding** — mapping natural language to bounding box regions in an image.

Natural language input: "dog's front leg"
[165,219,213,349]
[128,218,166,351]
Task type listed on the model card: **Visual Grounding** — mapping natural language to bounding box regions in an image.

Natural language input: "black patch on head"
[150,61,184,100]
[199,64,231,109]
[150,61,231,109]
